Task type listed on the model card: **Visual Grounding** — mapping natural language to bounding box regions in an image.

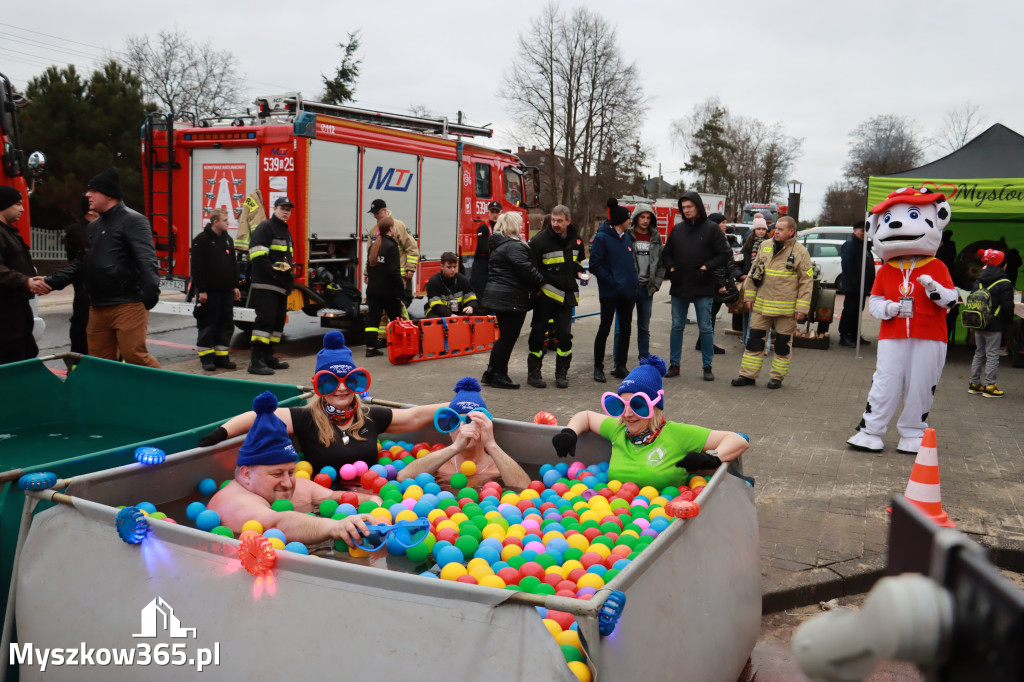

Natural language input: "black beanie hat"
[708,213,727,224]
[0,186,22,211]
[87,167,123,200]
[606,198,631,227]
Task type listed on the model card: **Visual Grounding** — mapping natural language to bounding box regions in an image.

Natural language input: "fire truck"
[618,194,726,239]
[740,202,788,224]
[1,71,46,242]
[142,94,540,333]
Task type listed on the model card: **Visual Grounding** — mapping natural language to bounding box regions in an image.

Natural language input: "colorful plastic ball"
[319,465,338,482]
[546,610,576,631]
[567,660,592,681]
[319,499,340,518]
[263,528,286,543]
[518,576,542,592]
[267,537,286,550]
[186,501,206,521]
[219,479,231,490]
[450,472,468,489]
[436,545,465,568]
[197,478,217,495]
[405,538,434,564]
[136,502,157,515]
[271,499,294,512]
[311,472,331,488]
[284,541,309,554]
[195,509,221,532]
[460,460,477,476]
[211,525,234,538]
[241,519,264,534]
[440,563,468,581]
[295,470,311,480]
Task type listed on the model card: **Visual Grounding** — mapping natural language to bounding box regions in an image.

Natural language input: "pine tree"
[322,32,362,105]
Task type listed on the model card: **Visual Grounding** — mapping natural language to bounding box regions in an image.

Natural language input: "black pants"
[488,310,527,374]
[196,290,235,357]
[838,291,868,340]
[365,294,404,342]
[69,287,89,354]
[251,287,287,346]
[0,304,37,366]
[402,278,414,308]
[528,297,573,354]
[595,296,634,369]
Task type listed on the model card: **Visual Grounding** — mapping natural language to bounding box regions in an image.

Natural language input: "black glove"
[676,451,721,471]
[552,428,578,459]
[144,296,159,311]
[198,426,228,448]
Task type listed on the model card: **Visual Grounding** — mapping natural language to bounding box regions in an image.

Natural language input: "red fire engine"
[142,94,539,333]
[0,71,46,241]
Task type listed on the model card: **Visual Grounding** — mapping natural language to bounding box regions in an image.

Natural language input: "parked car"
[798,236,882,290]
[799,225,854,241]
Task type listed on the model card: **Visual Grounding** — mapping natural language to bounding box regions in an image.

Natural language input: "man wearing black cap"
[0,187,49,364]
[246,196,295,375]
[471,200,501,305]
[369,198,418,306]
[46,167,161,367]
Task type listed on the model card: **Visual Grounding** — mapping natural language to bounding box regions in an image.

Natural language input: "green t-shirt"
[600,417,712,490]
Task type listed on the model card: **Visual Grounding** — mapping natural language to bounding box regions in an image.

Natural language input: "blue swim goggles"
[353,518,430,552]
[433,406,493,433]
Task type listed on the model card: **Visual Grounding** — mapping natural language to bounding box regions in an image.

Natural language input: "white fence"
[30,228,66,260]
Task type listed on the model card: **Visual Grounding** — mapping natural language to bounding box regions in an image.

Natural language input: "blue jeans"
[670,296,714,369]
[613,284,654,360]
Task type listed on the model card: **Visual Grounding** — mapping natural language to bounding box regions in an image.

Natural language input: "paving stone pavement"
[155,283,1024,611]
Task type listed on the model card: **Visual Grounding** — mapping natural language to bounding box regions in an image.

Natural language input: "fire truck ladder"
[143,112,180,279]
[256,96,493,139]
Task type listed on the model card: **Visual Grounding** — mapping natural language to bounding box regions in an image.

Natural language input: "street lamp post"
[787,180,802,223]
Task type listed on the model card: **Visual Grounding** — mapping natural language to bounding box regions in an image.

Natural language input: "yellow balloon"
[500,544,522,561]
[478,574,506,589]
[394,509,418,523]
[242,519,264,534]
[576,573,605,590]
[460,460,477,476]
[403,485,424,501]
[555,629,582,650]
[440,563,468,581]
[568,660,592,682]
[295,461,313,475]
[542,618,563,636]
[607,480,623,492]
[268,537,286,550]
[295,470,311,480]
[639,486,660,500]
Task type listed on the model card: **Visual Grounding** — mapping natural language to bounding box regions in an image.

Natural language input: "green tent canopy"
[868,123,1024,289]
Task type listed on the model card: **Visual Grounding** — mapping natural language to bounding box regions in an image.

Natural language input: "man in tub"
[208,391,379,546]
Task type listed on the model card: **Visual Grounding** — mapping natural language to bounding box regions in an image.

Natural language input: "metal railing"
[30,228,64,260]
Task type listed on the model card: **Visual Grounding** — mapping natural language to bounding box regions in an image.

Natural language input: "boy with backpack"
[963,249,1015,397]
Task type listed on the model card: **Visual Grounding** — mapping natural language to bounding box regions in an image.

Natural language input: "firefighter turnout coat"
[529,225,585,307]
[743,236,813,318]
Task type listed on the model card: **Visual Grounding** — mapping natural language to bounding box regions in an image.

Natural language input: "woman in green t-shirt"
[551,356,748,489]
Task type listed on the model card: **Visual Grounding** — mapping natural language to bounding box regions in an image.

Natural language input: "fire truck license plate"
[159,278,187,291]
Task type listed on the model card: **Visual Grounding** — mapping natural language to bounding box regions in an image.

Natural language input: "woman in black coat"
[481,212,544,389]
[364,217,405,358]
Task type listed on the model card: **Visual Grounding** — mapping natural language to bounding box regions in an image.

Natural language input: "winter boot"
[527,354,547,388]
[265,350,290,370]
[481,365,494,386]
[555,354,571,389]
[200,355,217,372]
[247,344,274,375]
[490,372,520,390]
[214,354,237,370]
[611,365,628,379]
[593,364,606,383]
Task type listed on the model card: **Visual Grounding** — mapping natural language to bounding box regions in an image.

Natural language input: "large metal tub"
[13,415,760,681]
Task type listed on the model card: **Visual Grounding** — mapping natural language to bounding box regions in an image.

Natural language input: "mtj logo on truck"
[368,166,413,192]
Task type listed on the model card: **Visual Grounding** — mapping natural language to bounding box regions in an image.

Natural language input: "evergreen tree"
[322,31,362,105]
[682,106,734,193]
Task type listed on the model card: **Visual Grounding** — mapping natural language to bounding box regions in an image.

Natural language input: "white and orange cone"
[891,428,954,527]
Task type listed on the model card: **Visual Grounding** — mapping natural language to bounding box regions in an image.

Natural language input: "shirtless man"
[207,391,379,546]
[396,378,530,490]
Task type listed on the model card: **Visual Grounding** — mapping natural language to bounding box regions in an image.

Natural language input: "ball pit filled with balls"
[117,436,706,681]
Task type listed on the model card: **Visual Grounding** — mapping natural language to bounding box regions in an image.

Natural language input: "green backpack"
[961,278,1009,330]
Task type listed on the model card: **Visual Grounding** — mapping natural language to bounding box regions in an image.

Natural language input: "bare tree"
[124,29,245,123]
[407,104,435,118]
[819,181,867,226]
[843,114,924,191]
[938,101,985,154]
[500,2,647,230]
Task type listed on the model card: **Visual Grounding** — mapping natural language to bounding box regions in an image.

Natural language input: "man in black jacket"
[46,168,161,367]
[661,192,731,380]
[527,205,584,389]
[0,187,49,365]
[837,221,876,347]
[191,208,241,371]
[425,251,477,318]
[63,195,97,355]
[246,196,295,374]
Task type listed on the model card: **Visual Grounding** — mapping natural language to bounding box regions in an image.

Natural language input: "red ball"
[612,545,633,558]
[556,579,578,592]
[528,480,546,493]
[413,442,429,453]
[692,486,705,496]
[313,473,332,488]
[676,487,696,502]
[551,482,570,496]
[561,510,580,521]
[519,562,545,580]
[397,450,411,459]
[546,610,575,631]
[360,471,379,488]
[568,568,587,583]
[620,482,640,495]
[371,478,387,494]
[516,500,534,513]
[539,502,557,514]
[502,536,523,549]
[556,589,577,599]
[339,491,359,506]
[497,567,521,585]
[613,507,631,517]
[582,527,602,541]
[600,515,622,528]
[605,553,626,568]
[604,531,619,543]
[456,575,478,585]
[431,443,446,451]
[579,552,603,569]
[597,488,614,499]
[574,470,589,481]
[576,592,594,601]
[542,573,563,588]
[563,529,581,538]
[437,527,460,544]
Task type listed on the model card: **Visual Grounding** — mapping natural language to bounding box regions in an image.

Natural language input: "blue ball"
[337,503,357,516]
[195,509,221,532]
[423,482,442,496]
[491,560,510,572]
[186,501,206,520]
[612,558,631,570]
[386,533,408,556]
[436,491,455,501]
[535,606,549,618]
[399,478,414,491]
[320,466,338,482]
[381,440,396,450]
[392,460,406,472]
[370,464,388,477]
[413,500,436,518]
[555,462,569,476]
[284,542,309,554]
[474,547,501,565]
[436,545,465,567]
[542,469,561,487]
[197,478,217,496]
[419,571,439,579]
[263,528,287,543]
[432,540,453,560]
[650,516,671,533]
[539,463,554,476]
[546,538,570,556]
[519,549,538,562]
[388,502,407,518]
[582,475,599,488]
[479,537,503,552]
[588,564,608,577]
[136,501,157,515]
[415,472,435,487]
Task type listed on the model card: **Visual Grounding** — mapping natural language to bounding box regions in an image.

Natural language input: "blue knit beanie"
[449,377,488,414]
[315,331,356,376]
[237,391,299,467]
[616,355,667,408]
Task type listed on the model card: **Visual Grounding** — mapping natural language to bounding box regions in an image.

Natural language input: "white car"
[798,236,881,290]
[800,225,854,241]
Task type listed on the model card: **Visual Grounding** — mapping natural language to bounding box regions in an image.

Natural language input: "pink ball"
[633,518,650,531]
[339,464,357,480]
[524,541,546,554]
[402,498,416,510]
[567,461,584,476]
[630,498,649,508]
[353,461,369,476]
[521,518,541,531]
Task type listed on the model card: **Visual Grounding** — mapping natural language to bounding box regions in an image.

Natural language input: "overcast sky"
[4,0,1022,218]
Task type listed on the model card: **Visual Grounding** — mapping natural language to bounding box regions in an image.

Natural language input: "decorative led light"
[115,506,149,544]
[18,472,57,491]
[239,533,277,576]
[598,590,627,636]
[134,447,166,465]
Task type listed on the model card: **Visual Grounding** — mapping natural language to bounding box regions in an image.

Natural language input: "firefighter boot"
[555,354,571,389]
[214,354,237,370]
[200,354,217,372]
[265,349,290,370]
[527,353,547,389]
[247,344,274,376]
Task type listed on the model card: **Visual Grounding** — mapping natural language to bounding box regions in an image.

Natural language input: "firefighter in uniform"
[730,216,813,389]
[527,205,584,389]
[247,196,295,375]
[424,251,477,318]
[191,208,240,371]
[368,198,418,346]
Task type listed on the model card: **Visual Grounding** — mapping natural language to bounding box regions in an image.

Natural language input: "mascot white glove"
[916,274,937,292]
[884,301,903,318]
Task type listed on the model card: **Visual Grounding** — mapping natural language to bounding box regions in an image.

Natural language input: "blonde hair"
[618,406,664,434]
[309,394,368,447]
[494,212,523,239]
[776,216,797,230]
[209,208,228,222]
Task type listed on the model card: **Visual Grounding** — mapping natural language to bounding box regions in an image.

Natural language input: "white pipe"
[0,494,41,682]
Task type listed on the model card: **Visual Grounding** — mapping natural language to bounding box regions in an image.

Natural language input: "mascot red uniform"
[847,187,957,454]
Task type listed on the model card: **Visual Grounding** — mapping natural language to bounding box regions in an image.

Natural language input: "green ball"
[591,536,614,549]
[660,486,680,500]
[533,582,556,595]
[219,480,231,490]
[600,521,621,534]
[271,499,294,512]
[562,519,581,531]
[438,498,459,511]
[334,539,350,553]
[628,550,642,560]
[357,500,378,513]
[405,539,433,563]
[617,535,638,548]
[561,644,585,663]
[457,487,479,502]
[450,472,468,489]
[623,523,643,535]
[534,553,556,569]
[504,584,522,592]
[580,519,600,531]
[402,455,415,465]
[563,547,584,562]
[518,575,541,592]
[379,456,393,465]
[319,499,339,517]
[507,555,527,569]
[211,525,234,538]
[604,568,620,582]
[458,523,482,541]
[462,503,483,517]
[469,516,488,531]
[454,535,480,558]
[149,512,167,520]
[421,532,437,550]
[379,482,401,498]
[332,512,349,521]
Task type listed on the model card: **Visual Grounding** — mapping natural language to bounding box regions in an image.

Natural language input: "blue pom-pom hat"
[449,377,488,414]
[315,331,357,377]
[237,391,299,467]
[616,355,667,408]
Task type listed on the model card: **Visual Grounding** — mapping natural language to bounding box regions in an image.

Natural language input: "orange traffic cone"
[894,428,954,527]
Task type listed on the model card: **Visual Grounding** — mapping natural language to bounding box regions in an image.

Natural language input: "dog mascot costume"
[847,187,958,454]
